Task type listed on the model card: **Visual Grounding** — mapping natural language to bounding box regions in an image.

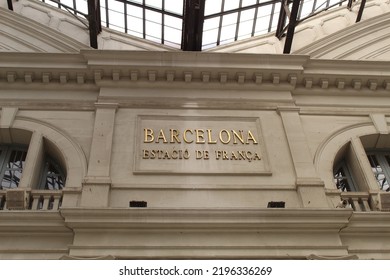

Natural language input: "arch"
[11,117,87,188]
[314,122,378,190]
[294,12,390,60]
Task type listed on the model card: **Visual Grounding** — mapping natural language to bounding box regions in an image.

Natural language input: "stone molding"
[61,208,352,229]
[0,51,389,91]
[0,5,89,52]
[295,12,390,59]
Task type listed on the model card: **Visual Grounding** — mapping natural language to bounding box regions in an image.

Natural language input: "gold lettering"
[183,129,194,143]
[215,150,222,160]
[230,151,238,160]
[207,129,217,144]
[222,151,229,160]
[232,130,245,144]
[238,151,246,160]
[183,149,190,159]
[170,129,181,143]
[219,130,231,144]
[171,150,178,159]
[196,129,205,144]
[144,128,154,143]
[246,130,258,144]
[196,150,203,159]
[142,149,149,159]
[246,151,252,162]
[254,153,261,160]
[156,129,168,143]
[163,150,171,159]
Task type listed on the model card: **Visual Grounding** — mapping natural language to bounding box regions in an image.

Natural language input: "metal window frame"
[35,0,359,51]
[333,160,358,192]
[0,145,28,190]
[366,151,390,192]
[38,156,66,190]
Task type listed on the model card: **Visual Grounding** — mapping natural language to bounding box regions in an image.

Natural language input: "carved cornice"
[0,51,389,111]
[0,51,388,90]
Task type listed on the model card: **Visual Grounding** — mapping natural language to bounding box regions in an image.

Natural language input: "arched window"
[333,143,390,193]
[39,157,65,190]
[0,145,66,190]
[366,151,390,192]
[333,161,357,192]
[0,145,27,189]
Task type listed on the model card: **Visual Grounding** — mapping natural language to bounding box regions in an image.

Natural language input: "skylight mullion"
[217,0,225,46]
[124,1,128,33]
[297,0,304,20]
[162,0,165,44]
[268,3,276,32]
[116,0,182,18]
[311,0,317,13]
[234,0,243,41]
[251,0,259,36]
[143,0,146,39]
[105,0,110,27]
[72,0,77,15]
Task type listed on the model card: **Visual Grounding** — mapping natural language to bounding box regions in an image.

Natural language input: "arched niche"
[10,117,87,188]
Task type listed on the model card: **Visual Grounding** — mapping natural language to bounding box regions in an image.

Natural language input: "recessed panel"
[134,115,271,175]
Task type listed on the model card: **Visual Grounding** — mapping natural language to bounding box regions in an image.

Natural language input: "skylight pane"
[220,13,238,44]
[77,0,88,14]
[164,0,183,15]
[237,9,255,38]
[100,6,106,24]
[127,5,143,18]
[164,26,182,47]
[127,5,144,38]
[204,0,222,16]
[224,0,241,11]
[164,15,182,45]
[145,0,162,9]
[109,0,125,13]
[299,0,316,19]
[270,3,281,31]
[145,10,162,42]
[254,6,273,35]
[164,15,182,29]
[202,27,219,47]
[145,9,162,24]
[203,17,220,31]
[242,0,258,6]
[108,8,125,32]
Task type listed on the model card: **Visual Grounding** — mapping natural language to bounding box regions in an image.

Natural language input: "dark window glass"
[0,147,27,189]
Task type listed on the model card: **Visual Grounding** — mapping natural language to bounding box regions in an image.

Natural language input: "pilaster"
[81,103,118,207]
[0,107,18,143]
[278,106,327,208]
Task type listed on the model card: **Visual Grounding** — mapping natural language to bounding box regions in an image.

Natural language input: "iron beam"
[283,0,300,54]
[182,0,205,51]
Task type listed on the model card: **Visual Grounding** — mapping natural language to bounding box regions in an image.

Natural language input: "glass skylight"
[40,0,348,50]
